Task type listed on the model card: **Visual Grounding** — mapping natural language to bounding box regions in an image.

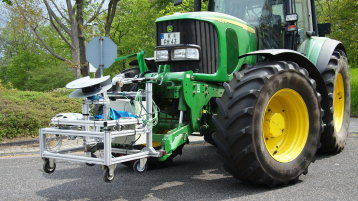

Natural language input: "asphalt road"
[0,135,358,201]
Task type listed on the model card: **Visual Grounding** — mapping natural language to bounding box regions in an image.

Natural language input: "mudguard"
[238,49,324,90]
[296,37,346,73]
[238,49,329,125]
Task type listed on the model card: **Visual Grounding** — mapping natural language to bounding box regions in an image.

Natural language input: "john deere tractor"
[149,0,350,186]
[40,0,350,186]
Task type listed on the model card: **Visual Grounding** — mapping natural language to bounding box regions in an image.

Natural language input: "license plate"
[160,32,180,45]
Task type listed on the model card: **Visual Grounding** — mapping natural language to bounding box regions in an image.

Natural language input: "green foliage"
[103,0,198,76]
[103,0,161,76]
[158,0,195,15]
[350,67,358,116]
[0,87,81,141]
[316,0,358,67]
[1,0,11,5]
[0,17,74,91]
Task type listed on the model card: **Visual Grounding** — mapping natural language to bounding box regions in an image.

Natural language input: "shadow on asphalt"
[35,144,285,200]
[315,135,358,161]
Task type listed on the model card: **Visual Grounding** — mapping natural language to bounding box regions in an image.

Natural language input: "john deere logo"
[167,25,174,32]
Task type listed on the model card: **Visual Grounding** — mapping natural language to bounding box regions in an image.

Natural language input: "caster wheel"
[43,158,56,174]
[103,166,114,183]
[133,160,147,173]
[86,153,96,167]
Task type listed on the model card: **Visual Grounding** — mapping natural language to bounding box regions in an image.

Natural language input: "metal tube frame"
[40,81,159,167]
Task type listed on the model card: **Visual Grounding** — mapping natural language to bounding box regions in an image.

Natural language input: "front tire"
[319,50,350,154]
[213,61,321,186]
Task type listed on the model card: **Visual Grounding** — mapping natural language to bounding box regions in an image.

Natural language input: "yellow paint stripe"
[203,17,256,34]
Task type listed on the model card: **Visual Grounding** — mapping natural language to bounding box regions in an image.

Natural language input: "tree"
[0,18,74,91]
[316,0,358,66]
[11,0,120,78]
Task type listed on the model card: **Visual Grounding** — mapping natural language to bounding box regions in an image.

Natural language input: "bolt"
[273,150,278,155]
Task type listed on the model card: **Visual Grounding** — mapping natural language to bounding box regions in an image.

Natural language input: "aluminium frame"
[39,81,160,177]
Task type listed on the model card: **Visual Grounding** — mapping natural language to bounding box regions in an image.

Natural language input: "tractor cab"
[208,0,315,50]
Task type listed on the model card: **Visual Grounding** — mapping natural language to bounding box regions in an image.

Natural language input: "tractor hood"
[154,11,257,82]
[156,11,256,34]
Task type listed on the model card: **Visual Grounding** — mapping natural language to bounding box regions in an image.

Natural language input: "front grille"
[156,20,219,74]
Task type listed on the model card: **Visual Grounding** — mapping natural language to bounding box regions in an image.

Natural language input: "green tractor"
[40,0,350,186]
[146,0,350,186]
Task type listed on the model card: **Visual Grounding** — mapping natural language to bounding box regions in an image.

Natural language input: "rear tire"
[213,61,321,186]
[319,50,350,154]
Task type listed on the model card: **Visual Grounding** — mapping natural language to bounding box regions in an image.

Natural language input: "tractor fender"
[238,49,329,119]
[238,49,324,88]
[315,38,345,73]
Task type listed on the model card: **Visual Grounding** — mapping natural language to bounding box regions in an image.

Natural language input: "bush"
[0,87,81,141]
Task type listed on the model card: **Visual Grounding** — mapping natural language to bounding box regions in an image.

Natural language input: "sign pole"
[99,37,104,77]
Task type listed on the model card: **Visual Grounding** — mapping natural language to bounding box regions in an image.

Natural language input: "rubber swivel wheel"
[213,61,321,186]
[43,158,56,174]
[133,160,147,173]
[319,50,350,154]
[103,166,114,183]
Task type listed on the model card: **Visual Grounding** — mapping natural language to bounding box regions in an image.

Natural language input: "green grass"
[0,86,81,141]
[350,67,358,116]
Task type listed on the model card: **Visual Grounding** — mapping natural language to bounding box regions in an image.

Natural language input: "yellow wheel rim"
[333,73,345,132]
[262,89,309,163]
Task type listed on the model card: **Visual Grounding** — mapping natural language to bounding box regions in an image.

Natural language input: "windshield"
[209,0,286,49]
[208,0,285,27]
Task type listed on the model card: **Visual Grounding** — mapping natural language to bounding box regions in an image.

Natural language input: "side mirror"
[317,23,331,37]
[174,0,183,6]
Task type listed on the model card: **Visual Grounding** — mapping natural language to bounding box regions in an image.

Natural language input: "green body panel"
[181,72,224,131]
[142,66,224,161]
[298,36,328,66]
[153,125,191,161]
[157,12,257,82]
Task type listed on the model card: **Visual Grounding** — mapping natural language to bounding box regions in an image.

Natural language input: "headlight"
[173,48,200,61]
[155,50,169,61]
